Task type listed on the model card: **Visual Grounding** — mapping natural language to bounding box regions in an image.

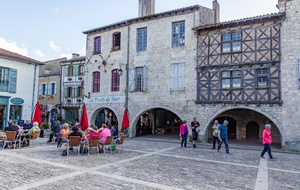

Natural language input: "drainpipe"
[31,63,38,115]
[125,22,130,109]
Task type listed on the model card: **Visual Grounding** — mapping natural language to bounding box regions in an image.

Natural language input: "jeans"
[261,144,273,158]
[192,131,198,141]
[218,138,229,153]
[181,134,187,147]
[212,136,220,148]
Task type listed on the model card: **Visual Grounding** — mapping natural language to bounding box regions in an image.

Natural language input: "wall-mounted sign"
[0,97,9,105]
[10,97,24,105]
[86,96,125,104]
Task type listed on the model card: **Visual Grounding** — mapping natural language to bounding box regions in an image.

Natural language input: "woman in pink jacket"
[260,124,274,159]
[179,120,189,148]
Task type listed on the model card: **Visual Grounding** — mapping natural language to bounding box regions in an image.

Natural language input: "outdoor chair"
[4,131,18,149]
[103,136,113,154]
[116,135,126,153]
[87,137,100,156]
[67,136,81,156]
[25,131,40,146]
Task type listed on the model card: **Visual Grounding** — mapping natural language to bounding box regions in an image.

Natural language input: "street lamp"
[118,68,123,76]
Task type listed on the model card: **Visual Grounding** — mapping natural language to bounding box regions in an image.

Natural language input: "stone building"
[0,48,41,129]
[38,58,66,123]
[60,54,85,124]
[83,0,219,136]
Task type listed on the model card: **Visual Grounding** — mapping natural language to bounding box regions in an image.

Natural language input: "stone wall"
[278,0,300,151]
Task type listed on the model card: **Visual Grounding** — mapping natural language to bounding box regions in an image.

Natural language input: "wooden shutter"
[38,84,42,95]
[54,82,57,95]
[128,67,135,92]
[170,64,177,90]
[142,65,147,91]
[64,87,68,98]
[9,69,17,93]
[64,66,68,77]
[47,83,51,95]
[178,63,185,90]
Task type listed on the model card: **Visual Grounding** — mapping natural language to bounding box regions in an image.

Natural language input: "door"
[246,121,259,141]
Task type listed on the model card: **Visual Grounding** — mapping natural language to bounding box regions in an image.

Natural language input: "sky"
[0,0,279,62]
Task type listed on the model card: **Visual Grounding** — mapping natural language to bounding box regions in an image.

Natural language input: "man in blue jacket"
[217,120,230,154]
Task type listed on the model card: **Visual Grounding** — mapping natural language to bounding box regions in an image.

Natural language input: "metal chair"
[116,135,126,153]
[25,131,40,146]
[4,131,18,149]
[67,136,81,156]
[103,136,113,154]
[87,137,100,156]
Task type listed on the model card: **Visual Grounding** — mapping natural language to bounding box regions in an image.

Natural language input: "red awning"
[121,108,130,129]
[80,104,89,131]
[32,102,42,125]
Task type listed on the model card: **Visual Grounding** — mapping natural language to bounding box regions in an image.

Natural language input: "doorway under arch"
[214,116,237,139]
[246,121,259,141]
[94,108,118,129]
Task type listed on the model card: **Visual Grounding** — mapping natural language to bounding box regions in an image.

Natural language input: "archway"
[214,117,237,139]
[93,107,118,129]
[246,121,259,141]
[135,108,181,136]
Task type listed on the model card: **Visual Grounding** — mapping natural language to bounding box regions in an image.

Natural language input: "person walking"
[191,117,200,148]
[217,120,230,154]
[211,120,220,149]
[179,120,189,148]
[260,124,274,159]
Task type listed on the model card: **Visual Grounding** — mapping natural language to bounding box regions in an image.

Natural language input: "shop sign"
[0,97,9,104]
[87,96,125,104]
[10,97,24,105]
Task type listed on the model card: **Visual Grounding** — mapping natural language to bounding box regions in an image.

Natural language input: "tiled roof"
[83,5,204,34]
[193,12,285,31]
[0,48,41,65]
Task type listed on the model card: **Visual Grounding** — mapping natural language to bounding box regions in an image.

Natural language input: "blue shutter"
[142,65,147,91]
[54,82,57,95]
[128,67,135,92]
[9,69,17,93]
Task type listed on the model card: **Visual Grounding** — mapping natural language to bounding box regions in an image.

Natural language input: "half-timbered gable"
[195,13,284,105]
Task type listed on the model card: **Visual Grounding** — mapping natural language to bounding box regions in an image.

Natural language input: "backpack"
[61,149,67,156]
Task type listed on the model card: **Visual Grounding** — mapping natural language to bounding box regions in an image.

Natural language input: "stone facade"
[278,0,300,151]
[83,2,217,136]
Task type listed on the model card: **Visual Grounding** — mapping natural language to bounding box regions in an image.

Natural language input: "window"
[92,71,100,92]
[66,66,73,77]
[0,67,17,93]
[170,63,185,90]
[78,87,82,97]
[222,70,241,88]
[9,105,22,120]
[94,36,101,54]
[222,32,241,53]
[172,21,185,47]
[111,69,120,92]
[39,83,47,95]
[137,28,147,51]
[257,68,268,87]
[112,32,121,51]
[128,66,147,92]
[79,65,84,76]
[48,82,57,95]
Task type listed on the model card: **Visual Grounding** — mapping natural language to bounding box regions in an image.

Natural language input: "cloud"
[49,41,61,52]
[33,49,45,57]
[0,37,28,56]
[53,7,60,12]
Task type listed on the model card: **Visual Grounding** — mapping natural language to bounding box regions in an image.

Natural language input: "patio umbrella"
[32,102,42,125]
[80,103,89,131]
[121,108,130,129]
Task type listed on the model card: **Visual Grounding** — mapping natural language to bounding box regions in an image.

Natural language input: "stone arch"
[131,106,184,137]
[89,106,119,129]
[246,121,259,141]
[204,107,282,145]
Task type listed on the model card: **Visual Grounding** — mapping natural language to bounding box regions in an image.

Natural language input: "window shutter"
[54,82,57,95]
[128,67,135,92]
[47,83,51,95]
[170,64,177,90]
[72,87,77,98]
[178,63,185,90]
[64,87,68,98]
[39,84,42,95]
[142,65,147,91]
[64,66,68,77]
[9,69,17,93]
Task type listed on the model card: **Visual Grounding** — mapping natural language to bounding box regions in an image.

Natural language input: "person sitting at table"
[47,121,61,142]
[86,124,102,143]
[57,123,70,147]
[99,124,111,152]
[67,125,82,151]
[111,126,117,137]
[23,120,33,130]
[24,121,40,146]
[4,120,20,147]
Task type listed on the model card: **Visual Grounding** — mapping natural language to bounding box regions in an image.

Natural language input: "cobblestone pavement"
[0,137,299,190]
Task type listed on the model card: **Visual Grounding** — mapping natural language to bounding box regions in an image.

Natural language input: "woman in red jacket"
[179,120,189,148]
[260,124,274,159]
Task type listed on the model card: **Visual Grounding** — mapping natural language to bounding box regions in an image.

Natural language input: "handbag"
[196,127,200,133]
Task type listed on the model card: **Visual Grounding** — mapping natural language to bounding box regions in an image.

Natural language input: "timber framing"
[195,13,285,105]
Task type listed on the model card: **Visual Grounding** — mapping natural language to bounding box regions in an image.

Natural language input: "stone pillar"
[139,0,155,17]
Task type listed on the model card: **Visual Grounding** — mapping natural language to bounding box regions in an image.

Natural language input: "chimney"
[277,0,288,12]
[139,0,155,17]
[213,0,220,23]
[72,53,80,59]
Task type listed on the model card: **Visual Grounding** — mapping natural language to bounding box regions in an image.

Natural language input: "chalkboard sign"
[18,120,24,126]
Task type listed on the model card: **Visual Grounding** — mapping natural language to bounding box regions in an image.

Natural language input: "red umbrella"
[121,108,130,129]
[80,104,89,131]
[32,102,42,125]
